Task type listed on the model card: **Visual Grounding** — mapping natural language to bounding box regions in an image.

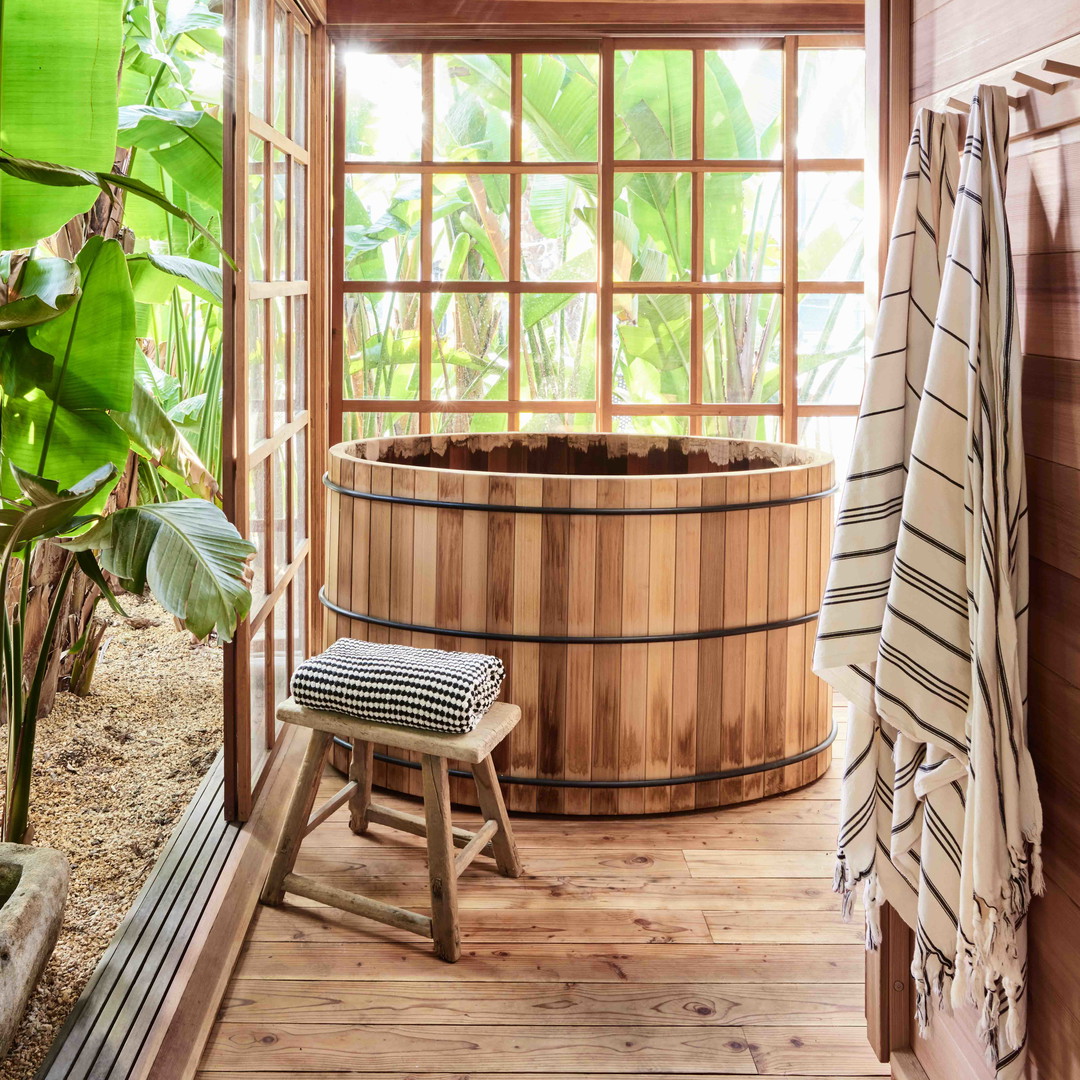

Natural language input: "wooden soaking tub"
[323,433,836,815]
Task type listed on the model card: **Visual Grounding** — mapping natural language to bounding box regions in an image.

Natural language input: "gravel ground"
[0,596,221,1080]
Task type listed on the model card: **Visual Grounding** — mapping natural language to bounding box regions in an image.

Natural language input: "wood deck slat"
[200,693,884,1078]
[218,980,865,1026]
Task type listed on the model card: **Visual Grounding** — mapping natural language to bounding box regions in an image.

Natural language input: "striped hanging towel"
[873,85,1041,1075]
[813,109,960,941]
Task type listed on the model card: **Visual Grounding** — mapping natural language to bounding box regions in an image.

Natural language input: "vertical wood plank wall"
[907,7,1080,1079]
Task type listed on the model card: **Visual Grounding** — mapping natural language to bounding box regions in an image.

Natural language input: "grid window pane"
[292,428,307,555]
[270,295,287,430]
[343,411,420,440]
[292,295,306,415]
[344,174,421,281]
[345,53,422,161]
[520,412,596,433]
[704,172,782,282]
[703,293,782,406]
[248,457,268,605]
[292,161,306,279]
[799,414,857,478]
[248,299,266,439]
[248,0,266,120]
[704,50,782,159]
[343,292,422,399]
[270,148,288,280]
[272,442,288,577]
[614,415,691,436]
[432,411,509,435]
[431,292,509,403]
[521,54,599,162]
[434,54,511,162]
[614,173,691,282]
[432,174,510,281]
[702,414,780,440]
[249,618,268,770]
[247,136,266,281]
[522,293,596,401]
[291,25,307,147]
[798,49,866,157]
[272,5,288,131]
[799,172,864,281]
[614,50,692,160]
[521,175,596,282]
[797,292,866,404]
[613,293,692,405]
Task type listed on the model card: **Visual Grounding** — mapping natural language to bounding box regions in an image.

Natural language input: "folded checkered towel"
[290,638,505,734]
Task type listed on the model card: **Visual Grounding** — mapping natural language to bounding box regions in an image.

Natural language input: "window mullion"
[419,53,434,434]
[781,35,800,444]
[509,52,523,430]
[690,48,705,436]
[597,39,615,434]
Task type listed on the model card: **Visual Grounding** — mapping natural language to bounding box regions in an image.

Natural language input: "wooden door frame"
[862,0,915,1063]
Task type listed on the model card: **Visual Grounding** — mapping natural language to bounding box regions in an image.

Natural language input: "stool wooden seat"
[261,697,523,962]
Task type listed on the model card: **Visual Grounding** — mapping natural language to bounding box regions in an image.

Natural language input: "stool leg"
[261,728,332,906]
[348,739,373,834]
[471,754,523,878]
[421,754,460,962]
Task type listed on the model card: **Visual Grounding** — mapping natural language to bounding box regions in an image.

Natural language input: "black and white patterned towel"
[291,638,505,734]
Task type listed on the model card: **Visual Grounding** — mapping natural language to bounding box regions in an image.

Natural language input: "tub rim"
[331,432,834,484]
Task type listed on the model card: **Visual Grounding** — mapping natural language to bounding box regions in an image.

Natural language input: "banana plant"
[0,462,253,845]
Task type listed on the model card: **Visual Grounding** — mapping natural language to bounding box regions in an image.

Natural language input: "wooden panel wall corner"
[899,0,1080,1078]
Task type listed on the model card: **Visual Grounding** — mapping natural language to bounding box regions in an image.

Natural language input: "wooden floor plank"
[198,1023,758,1073]
[218,980,865,1026]
[704,911,864,945]
[200,694,878,1078]
[294,847,695,876]
[275,875,847,911]
[684,850,836,879]
[746,1028,890,1076]
[231,942,868,984]
[248,904,714,944]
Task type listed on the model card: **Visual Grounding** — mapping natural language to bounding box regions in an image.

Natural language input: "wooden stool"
[261,697,523,962]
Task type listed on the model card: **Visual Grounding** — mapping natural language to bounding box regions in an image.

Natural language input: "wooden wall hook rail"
[1042,58,1080,79]
[1013,71,1059,94]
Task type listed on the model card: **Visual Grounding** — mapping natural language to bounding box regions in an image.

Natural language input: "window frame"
[331,32,865,443]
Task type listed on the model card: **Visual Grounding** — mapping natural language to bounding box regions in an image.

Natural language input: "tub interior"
[348,433,824,476]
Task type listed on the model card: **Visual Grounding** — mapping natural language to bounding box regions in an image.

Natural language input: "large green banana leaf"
[117,106,223,211]
[0,0,124,249]
[0,256,80,329]
[1,389,129,500]
[29,237,135,412]
[65,499,254,641]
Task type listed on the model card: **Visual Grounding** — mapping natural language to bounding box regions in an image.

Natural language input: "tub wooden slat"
[618,475,651,815]
[764,469,791,799]
[511,475,542,813]
[384,467,416,796]
[782,465,810,793]
[324,435,835,816]
[538,476,570,813]
[591,477,623,816]
[671,475,702,812]
[721,475,749,806]
[486,474,516,780]
[695,473,726,809]
[743,471,772,803]
[565,477,597,816]
[645,477,677,814]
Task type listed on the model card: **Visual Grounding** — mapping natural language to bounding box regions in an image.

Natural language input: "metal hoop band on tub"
[319,588,820,645]
[323,473,837,516]
[330,720,837,789]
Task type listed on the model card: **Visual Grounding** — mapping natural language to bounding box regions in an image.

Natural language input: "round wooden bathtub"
[323,433,836,815]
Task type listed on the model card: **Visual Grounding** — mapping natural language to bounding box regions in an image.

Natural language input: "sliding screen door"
[224,0,315,820]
